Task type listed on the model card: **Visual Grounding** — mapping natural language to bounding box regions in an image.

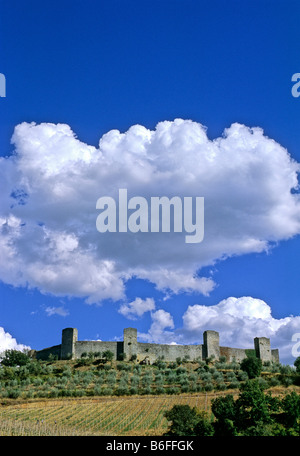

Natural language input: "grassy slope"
[0,359,299,436]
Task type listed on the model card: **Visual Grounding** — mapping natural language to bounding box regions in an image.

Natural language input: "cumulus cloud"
[0,327,30,354]
[118,297,155,319]
[135,296,299,364]
[0,119,300,302]
[138,309,175,344]
[180,296,300,364]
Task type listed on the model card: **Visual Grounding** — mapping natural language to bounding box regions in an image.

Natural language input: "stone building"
[36,327,279,364]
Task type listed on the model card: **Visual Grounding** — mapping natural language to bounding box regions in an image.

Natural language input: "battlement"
[36,327,279,364]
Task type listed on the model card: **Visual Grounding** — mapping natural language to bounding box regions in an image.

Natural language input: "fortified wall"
[36,327,280,364]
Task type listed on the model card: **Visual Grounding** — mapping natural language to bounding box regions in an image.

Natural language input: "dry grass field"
[1,386,298,437]
[0,392,231,436]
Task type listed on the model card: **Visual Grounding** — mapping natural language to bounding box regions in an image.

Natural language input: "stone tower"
[61,328,78,360]
[203,330,220,360]
[123,327,138,360]
[254,337,271,362]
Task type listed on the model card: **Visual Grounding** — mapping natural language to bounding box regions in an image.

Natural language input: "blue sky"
[0,0,300,364]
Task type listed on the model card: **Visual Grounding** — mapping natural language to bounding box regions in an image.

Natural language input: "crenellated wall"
[35,327,279,364]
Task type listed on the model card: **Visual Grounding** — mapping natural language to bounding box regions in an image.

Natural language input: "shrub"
[200,372,212,382]
[129,386,138,395]
[176,367,187,375]
[164,405,200,436]
[166,386,180,395]
[204,382,213,391]
[226,371,237,381]
[294,357,300,374]
[280,364,294,375]
[228,380,240,389]
[280,375,293,387]
[215,381,227,391]
[101,387,113,395]
[240,357,262,379]
[155,386,165,394]
[164,405,213,436]
[1,349,30,367]
[269,376,280,387]
[102,350,114,363]
[281,391,300,428]
[118,353,127,361]
[7,388,21,399]
[116,386,129,396]
[117,362,131,371]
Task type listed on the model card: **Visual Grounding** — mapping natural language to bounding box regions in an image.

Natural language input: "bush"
[269,376,280,387]
[294,357,300,374]
[7,388,21,399]
[101,387,113,395]
[204,382,213,391]
[166,386,180,395]
[156,386,165,394]
[164,405,200,436]
[281,391,300,428]
[117,353,126,361]
[229,380,240,389]
[280,375,293,387]
[240,357,262,379]
[102,350,114,363]
[215,381,227,391]
[1,349,30,367]
[164,405,213,436]
[129,386,138,395]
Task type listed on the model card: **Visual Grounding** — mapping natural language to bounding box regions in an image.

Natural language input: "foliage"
[294,356,300,374]
[164,405,202,436]
[1,349,30,367]
[240,356,262,379]
[102,350,114,363]
[164,380,300,437]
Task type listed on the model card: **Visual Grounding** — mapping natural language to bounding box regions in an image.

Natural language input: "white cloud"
[180,296,300,364]
[44,306,70,317]
[138,309,175,344]
[0,119,300,302]
[136,296,300,364]
[0,327,30,353]
[118,297,155,319]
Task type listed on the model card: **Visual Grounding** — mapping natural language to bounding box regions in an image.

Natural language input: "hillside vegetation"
[0,350,299,436]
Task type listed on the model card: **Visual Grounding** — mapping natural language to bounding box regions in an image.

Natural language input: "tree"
[102,350,114,363]
[281,391,300,429]
[211,394,237,436]
[235,379,272,429]
[194,412,214,436]
[0,349,30,367]
[294,356,300,374]
[164,405,201,436]
[164,405,213,436]
[240,356,262,379]
[210,380,300,436]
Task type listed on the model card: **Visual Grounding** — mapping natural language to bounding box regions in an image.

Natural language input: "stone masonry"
[36,327,280,364]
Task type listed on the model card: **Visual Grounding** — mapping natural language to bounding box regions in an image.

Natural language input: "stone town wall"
[35,327,279,364]
[34,344,61,361]
[74,341,122,360]
[219,346,247,363]
[137,342,204,363]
